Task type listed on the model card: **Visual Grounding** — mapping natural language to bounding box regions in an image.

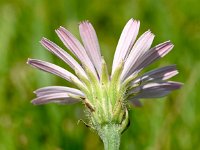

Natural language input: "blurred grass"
[0,0,200,149]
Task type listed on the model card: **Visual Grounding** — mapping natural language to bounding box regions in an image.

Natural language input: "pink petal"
[132,65,178,84]
[79,21,102,76]
[134,90,171,99]
[27,59,83,86]
[34,86,85,97]
[129,81,183,99]
[112,19,140,75]
[31,93,80,105]
[125,41,174,80]
[129,99,143,107]
[40,38,87,78]
[55,27,97,77]
[121,30,155,80]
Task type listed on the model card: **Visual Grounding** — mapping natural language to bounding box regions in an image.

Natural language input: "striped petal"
[27,59,83,86]
[124,41,174,81]
[129,81,183,99]
[31,93,80,105]
[34,86,85,97]
[40,38,87,78]
[112,19,140,75]
[135,41,174,74]
[121,30,155,81]
[132,65,178,84]
[79,21,102,76]
[55,27,97,77]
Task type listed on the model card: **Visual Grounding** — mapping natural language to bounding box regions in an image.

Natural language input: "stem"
[98,124,121,150]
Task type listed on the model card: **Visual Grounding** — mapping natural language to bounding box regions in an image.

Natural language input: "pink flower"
[27,19,182,144]
[27,19,182,107]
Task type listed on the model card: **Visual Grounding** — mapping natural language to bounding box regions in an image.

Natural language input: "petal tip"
[40,37,46,44]
[27,58,31,64]
[31,100,38,105]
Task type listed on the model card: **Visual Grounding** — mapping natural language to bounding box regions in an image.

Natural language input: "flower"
[27,18,182,149]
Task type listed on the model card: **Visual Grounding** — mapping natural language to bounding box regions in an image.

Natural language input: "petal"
[31,93,80,105]
[34,86,85,97]
[129,81,183,99]
[40,38,87,78]
[79,21,102,76]
[27,59,83,85]
[121,30,155,80]
[112,19,140,75]
[134,90,171,99]
[137,41,173,72]
[124,41,174,80]
[55,27,97,77]
[129,99,143,107]
[132,65,178,84]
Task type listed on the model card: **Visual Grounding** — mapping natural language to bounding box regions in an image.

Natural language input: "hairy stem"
[98,124,121,150]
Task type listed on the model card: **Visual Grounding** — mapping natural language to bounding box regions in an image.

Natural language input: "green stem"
[98,124,121,150]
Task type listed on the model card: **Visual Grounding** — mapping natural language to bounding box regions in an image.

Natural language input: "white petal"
[40,38,87,78]
[112,19,140,75]
[55,27,97,77]
[27,59,83,85]
[132,65,178,84]
[79,21,102,76]
[121,30,155,80]
[31,93,80,105]
[34,86,85,97]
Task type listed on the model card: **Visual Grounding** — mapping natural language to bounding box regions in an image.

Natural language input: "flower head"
[27,18,182,138]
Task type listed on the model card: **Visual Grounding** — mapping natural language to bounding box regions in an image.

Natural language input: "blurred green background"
[0,0,199,149]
